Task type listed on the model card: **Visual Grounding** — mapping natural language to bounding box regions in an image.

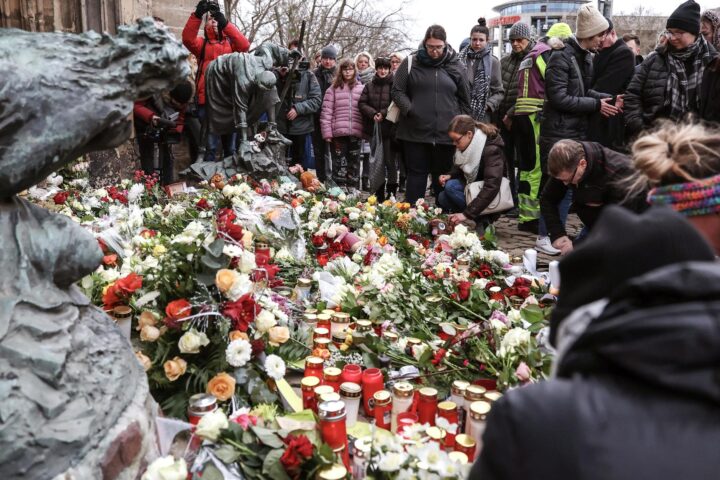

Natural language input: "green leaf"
[520,304,545,324]
[206,237,225,257]
[250,426,285,448]
[214,444,242,464]
[262,449,292,480]
[197,464,224,480]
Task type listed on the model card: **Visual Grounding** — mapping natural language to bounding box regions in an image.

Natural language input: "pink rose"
[515,362,532,382]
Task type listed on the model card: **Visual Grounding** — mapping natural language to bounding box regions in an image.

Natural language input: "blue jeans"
[539,189,572,237]
[438,179,466,213]
[198,106,237,162]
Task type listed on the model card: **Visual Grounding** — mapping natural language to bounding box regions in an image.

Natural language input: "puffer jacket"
[182,14,250,105]
[391,46,471,145]
[448,134,507,219]
[498,41,535,118]
[540,36,611,141]
[472,260,720,480]
[540,141,647,241]
[624,44,720,137]
[320,82,364,140]
[276,64,322,136]
[358,72,394,138]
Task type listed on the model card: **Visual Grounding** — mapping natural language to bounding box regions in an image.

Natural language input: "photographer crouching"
[133,80,194,185]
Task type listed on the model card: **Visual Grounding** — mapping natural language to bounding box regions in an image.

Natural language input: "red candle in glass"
[323,367,342,392]
[316,313,332,331]
[361,368,384,416]
[304,356,325,379]
[418,387,438,426]
[301,376,321,412]
[396,412,419,437]
[373,390,392,430]
[341,364,362,384]
[316,246,329,266]
[318,401,349,467]
[454,434,476,460]
[255,241,271,265]
[437,401,459,449]
[313,327,330,340]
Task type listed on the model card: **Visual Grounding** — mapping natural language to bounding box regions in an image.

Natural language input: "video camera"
[146,111,181,145]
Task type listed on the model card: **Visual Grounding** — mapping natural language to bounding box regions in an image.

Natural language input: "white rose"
[499,327,531,357]
[227,273,252,301]
[178,329,210,354]
[348,212,360,221]
[141,456,187,480]
[238,249,257,274]
[195,409,229,441]
[255,309,277,333]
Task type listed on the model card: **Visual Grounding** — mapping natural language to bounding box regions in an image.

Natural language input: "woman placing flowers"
[320,58,365,190]
[438,114,508,230]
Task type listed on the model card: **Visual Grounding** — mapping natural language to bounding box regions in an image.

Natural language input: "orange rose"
[136,311,158,331]
[215,269,237,293]
[268,326,290,346]
[166,299,191,320]
[207,372,237,402]
[229,330,249,342]
[135,351,152,371]
[103,254,118,266]
[163,356,187,381]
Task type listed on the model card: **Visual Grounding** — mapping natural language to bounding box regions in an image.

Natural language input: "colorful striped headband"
[647,173,720,216]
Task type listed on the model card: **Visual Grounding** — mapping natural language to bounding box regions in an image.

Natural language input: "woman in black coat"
[391,24,471,205]
[471,206,720,480]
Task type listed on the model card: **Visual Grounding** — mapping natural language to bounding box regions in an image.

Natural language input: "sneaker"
[535,236,561,256]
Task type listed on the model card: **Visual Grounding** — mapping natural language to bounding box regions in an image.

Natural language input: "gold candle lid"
[438,400,457,412]
[427,426,446,441]
[332,312,351,323]
[317,464,347,480]
[451,380,470,396]
[464,385,487,401]
[321,309,337,315]
[373,390,392,405]
[305,308,318,315]
[419,387,438,400]
[297,278,312,287]
[305,356,324,366]
[320,392,341,403]
[406,337,422,346]
[113,305,132,319]
[314,385,334,398]
[354,437,372,457]
[469,400,491,420]
[301,376,321,389]
[455,434,476,448]
[339,382,361,398]
[383,331,399,342]
[314,337,331,348]
[449,451,469,464]
[303,313,318,322]
[355,319,372,330]
[392,381,414,398]
[484,391,503,402]
[323,367,341,378]
[314,327,329,336]
[316,313,332,323]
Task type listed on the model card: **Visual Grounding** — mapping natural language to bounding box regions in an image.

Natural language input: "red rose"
[166,299,191,319]
[102,273,142,308]
[251,338,266,356]
[223,294,260,332]
[514,277,531,288]
[431,348,447,365]
[53,191,69,205]
[280,448,302,476]
[217,208,244,241]
[473,263,494,279]
[286,435,313,459]
[457,280,472,301]
[516,286,531,298]
[102,254,118,266]
[196,198,211,210]
[116,272,142,294]
[311,235,325,247]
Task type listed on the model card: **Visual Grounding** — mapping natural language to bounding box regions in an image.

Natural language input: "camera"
[206,0,220,12]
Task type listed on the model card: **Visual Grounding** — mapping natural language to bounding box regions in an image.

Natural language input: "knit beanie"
[509,22,532,40]
[549,205,715,345]
[575,4,609,39]
[547,22,573,39]
[667,0,701,35]
[321,45,337,59]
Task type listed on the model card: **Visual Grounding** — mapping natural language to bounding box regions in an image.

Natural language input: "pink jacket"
[320,82,365,140]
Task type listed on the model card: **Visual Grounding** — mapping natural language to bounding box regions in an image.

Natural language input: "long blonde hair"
[627,121,720,194]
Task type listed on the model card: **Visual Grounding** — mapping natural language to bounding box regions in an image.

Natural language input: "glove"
[194,0,208,18]
[211,10,227,32]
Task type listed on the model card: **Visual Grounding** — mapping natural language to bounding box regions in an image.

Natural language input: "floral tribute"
[27,162,556,479]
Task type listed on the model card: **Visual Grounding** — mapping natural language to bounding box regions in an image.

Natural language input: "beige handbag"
[464,177,514,214]
[386,55,413,124]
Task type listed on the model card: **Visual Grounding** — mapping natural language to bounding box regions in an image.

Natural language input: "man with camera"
[183,0,250,162]
[133,81,194,185]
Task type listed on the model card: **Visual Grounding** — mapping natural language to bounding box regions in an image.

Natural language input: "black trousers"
[402,141,454,205]
[311,120,328,181]
[138,136,173,186]
[500,123,519,208]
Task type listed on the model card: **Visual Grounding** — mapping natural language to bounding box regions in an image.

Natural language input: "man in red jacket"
[183,0,250,162]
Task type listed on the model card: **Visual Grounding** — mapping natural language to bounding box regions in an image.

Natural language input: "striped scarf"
[647,173,720,216]
[664,37,711,119]
[459,46,491,122]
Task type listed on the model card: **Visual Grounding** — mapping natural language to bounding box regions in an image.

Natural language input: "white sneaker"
[535,236,561,256]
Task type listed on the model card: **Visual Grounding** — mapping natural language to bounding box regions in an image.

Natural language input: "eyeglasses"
[561,162,581,185]
[510,38,526,44]
[425,44,445,52]
[665,30,688,38]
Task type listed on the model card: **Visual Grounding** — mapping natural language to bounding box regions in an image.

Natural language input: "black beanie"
[666,0,701,35]
[169,80,194,104]
[549,205,715,345]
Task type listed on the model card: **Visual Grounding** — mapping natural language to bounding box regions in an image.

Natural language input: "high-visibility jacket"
[515,41,551,116]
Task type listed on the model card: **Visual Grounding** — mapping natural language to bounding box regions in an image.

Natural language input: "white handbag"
[386,55,413,124]
[464,177,514,214]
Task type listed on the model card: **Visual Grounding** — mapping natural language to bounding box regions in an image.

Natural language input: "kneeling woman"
[439,114,508,228]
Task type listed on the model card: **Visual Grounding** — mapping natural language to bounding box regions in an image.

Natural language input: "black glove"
[194,0,208,18]
[211,10,227,32]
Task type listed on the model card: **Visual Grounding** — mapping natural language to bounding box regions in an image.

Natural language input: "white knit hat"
[575,5,609,39]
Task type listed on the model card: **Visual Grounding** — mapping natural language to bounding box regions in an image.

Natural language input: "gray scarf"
[664,37,711,119]
[459,46,492,122]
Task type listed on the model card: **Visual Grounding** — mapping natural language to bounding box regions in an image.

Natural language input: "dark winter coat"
[275,65,322,136]
[182,14,250,105]
[588,38,636,149]
[391,47,471,145]
[498,41,535,119]
[624,44,720,136]
[471,261,720,480]
[540,141,647,241]
[313,65,337,99]
[540,37,611,142]
[358,72,395,139]
[448,134,507,219]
